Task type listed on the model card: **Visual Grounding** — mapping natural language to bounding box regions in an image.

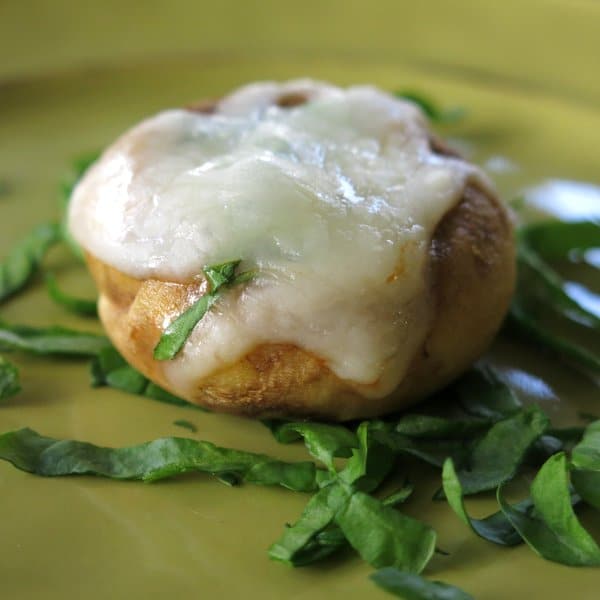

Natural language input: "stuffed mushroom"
[69,80,515,420]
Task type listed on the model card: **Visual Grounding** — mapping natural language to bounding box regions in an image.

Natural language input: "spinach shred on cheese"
[153,259,256,361]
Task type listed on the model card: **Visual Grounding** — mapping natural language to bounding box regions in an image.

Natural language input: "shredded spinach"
[498,453,600,566]
[519,221,600,261]
[0,321,109,356]
[0,427,318,492]
[371,567,473,600]
[571,470,600,511]
[173,419,198,433]
[571,421,600,509]
[382,482,415,508]
[0,223,61,303]
[335,489,436,572]
[269,482,346,566]
[91,346,198,408]
[269,422,434,571]
[571,420,600,470]
[508,220,600,375]
[46,272,98,317]
[262,420,357,470]
[394,91,466,124]
[508,302,600,375]
[395,414,493,439]
[373,426,471,469]
[153,260,255,361]
[0,356,20,401]
[447,406,549,496]
[442,458,523,546]
[517,243,600,329]
[454,365,522,420]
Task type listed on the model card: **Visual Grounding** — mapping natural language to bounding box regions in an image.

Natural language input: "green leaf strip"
[442,458,523,546]
[46,272,98,317]
[498,452,600,566]
[519,221,600,261]
[447,406,549,496]
[394,91,466,124]
[508,302,600,375]
[517,243,600,330]
[0,428,318,492]
[0,322,109,356]
[91,346,198,408]
[153,260,254,361]
[0,355,21,401]
[571,420,600,510]
[370,567,474,600]
[0,223,61,303]
[263,420,357,470]
[454,364,522,420]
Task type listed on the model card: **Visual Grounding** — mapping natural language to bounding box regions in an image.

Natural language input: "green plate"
[1,56,599,599]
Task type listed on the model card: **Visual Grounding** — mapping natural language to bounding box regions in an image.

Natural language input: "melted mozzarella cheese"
[69,79,492,398]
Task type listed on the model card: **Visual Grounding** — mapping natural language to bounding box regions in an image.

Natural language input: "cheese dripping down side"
[68,79,493,399]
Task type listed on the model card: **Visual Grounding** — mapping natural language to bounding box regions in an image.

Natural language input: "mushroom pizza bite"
[69,80,515,420]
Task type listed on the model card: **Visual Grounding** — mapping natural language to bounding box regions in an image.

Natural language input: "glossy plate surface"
[1,55,599,599]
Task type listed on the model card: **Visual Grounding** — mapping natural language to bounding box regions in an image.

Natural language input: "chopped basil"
[442,458,523,546]
[382,482,414,508]
[269,422,432,571]
[517,242,600,330]
[519,221,600,261]
[269,482,346,566]
[269,475,433,572]
[0,223,61,303]
[507,221,600,375]
[395,414,493,439]
[270,478,415,569]
[91,346,199,408]
[446,406,549,496]
[571,421,600,509]
[262,420,357,470]
[370,567,473,600]
[571,470,600,511]
[335,489,436,572]
[0,356,20,401]
[0,321,109,356]
[374,427,471,469]
[498,453,600,566]
[508,302,600,375]
[0,427,318,492]
[153,260,255,361]
[394,91,467,124]
[571,420,600,470]
[454,365,522,420]
[46,272,98,317]
[173,419,198,433]
[338,422,396,492]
